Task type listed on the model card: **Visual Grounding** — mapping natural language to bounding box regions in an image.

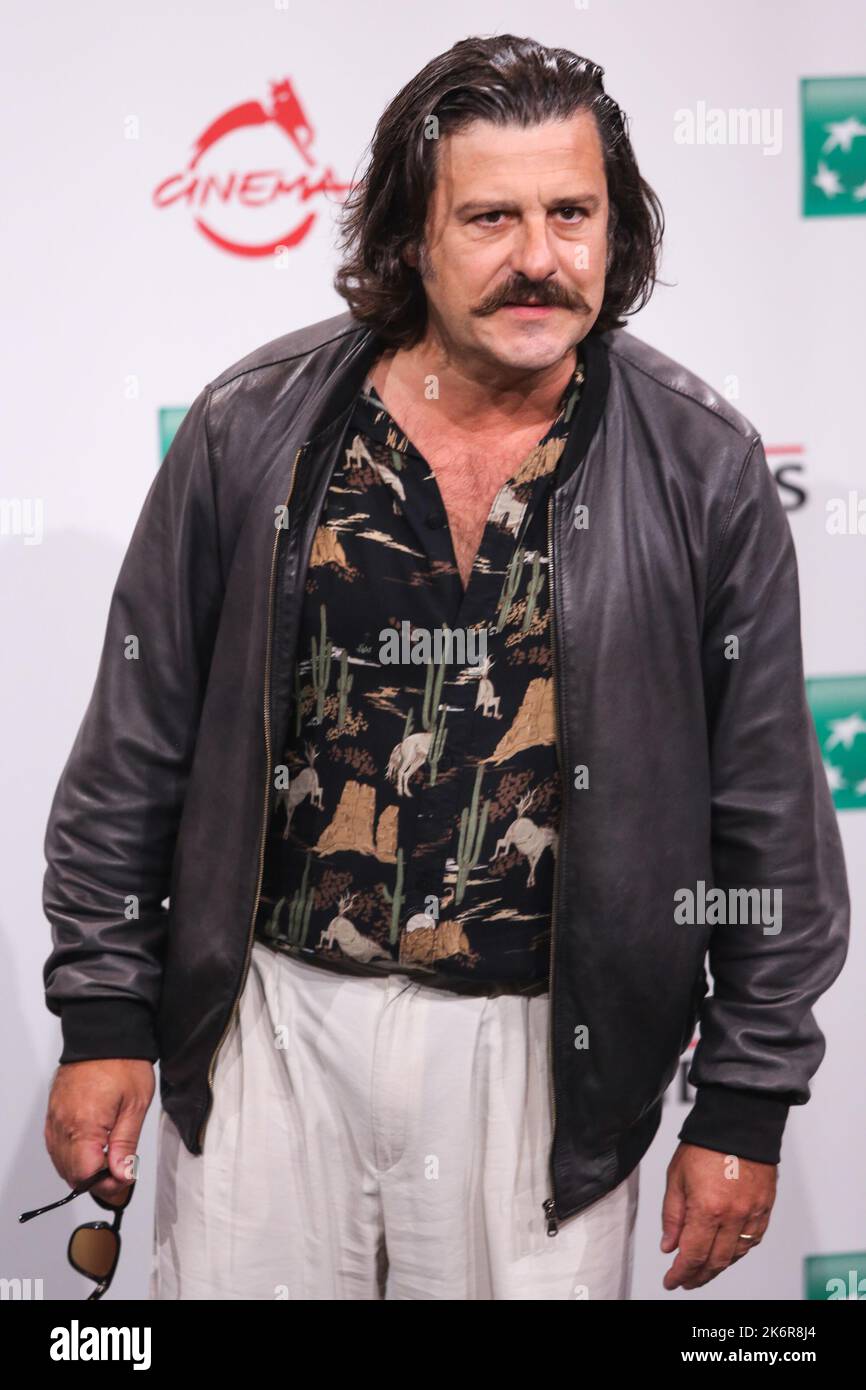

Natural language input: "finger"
[727,1213,771,1263]
[91,1185,132,1210]
[695,1216,755,1286]
[688,1209,771,1287]
[46,1074,128,1202]
[660,1170,687,1254]
[44,1105,111,1194]
[68,1134,130,1203]
[105,1100,147,1189]
[663,1212,719,1290]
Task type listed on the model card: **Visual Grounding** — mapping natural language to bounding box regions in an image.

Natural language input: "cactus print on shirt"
[252,346,585,993]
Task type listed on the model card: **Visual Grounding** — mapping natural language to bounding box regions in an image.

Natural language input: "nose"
[508,212,559,284]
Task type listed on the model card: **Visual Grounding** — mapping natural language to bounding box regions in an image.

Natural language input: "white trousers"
[150,940,639,1300]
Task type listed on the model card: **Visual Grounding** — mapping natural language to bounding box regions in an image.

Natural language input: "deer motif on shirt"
[473,654,502,719]
[488,484,526,535]
[277,741,325,837]
[317,891,391,961]
[490,787,558,886]
[385,730,433,797]
[346,433,406,509]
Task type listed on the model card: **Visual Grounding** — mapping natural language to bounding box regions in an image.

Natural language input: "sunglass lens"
[70,1226,117,1280]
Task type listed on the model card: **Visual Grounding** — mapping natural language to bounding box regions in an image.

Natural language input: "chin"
[482,326,570,369]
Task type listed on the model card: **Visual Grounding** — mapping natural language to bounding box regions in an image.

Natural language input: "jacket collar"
[555,325,610,491]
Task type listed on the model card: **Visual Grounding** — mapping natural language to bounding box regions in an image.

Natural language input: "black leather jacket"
[42,312,850,1227]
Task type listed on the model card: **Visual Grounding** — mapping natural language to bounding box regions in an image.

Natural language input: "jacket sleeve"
[678,435,850,1163]
[42,383,225,1063]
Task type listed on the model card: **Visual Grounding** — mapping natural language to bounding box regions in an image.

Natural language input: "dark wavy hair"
[333,34,665,349]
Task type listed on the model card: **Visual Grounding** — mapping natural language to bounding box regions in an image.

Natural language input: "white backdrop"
[3,0,863,1302]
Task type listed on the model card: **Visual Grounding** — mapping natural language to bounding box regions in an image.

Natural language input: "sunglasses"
[19,1165,135,1300]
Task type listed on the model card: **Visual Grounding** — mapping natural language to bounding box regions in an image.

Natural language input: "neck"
[370,331,578,436]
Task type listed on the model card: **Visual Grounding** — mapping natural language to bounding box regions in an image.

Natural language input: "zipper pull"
[543,1196,560,1237]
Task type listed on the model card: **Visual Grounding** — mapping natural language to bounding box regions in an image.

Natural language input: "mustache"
[474,281,585,315]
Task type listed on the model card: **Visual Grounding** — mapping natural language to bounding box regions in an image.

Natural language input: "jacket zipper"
[543,488,562,1237]
[197,444,305,1150]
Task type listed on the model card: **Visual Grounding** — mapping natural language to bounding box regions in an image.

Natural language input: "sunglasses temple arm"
[19,1165,113,1222]
[19,1189,81,1222]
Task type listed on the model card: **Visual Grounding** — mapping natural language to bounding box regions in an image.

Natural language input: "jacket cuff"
[57,1000,159,1064]
[677,1084,791,1164]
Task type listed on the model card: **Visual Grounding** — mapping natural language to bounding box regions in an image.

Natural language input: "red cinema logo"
[153,77,353,257]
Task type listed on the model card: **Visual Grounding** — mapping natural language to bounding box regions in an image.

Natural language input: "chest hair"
[401,416,548,588]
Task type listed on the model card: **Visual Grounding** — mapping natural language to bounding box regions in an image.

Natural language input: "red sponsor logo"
[153,77,353,257]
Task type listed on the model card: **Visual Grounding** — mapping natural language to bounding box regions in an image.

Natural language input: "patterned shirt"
[253,345,585,993]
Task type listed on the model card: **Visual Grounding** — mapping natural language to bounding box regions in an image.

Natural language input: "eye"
[471,206,588,226]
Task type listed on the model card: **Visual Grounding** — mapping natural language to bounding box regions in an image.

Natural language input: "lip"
[500,304,557,317]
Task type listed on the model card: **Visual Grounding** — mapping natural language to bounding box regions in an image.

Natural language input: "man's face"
[411,111,610,372]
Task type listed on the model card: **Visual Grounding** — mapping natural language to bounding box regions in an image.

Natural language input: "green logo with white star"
[801,77,866,216]
[159,406,188,462]
[804,1251,866,1300]
[806,675,866,810]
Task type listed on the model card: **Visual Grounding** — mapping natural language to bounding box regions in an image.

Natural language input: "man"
[42,35,849,1300]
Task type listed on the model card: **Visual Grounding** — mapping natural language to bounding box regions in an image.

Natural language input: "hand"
[44,1059,155,1206]
[660,1141,777,1291]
